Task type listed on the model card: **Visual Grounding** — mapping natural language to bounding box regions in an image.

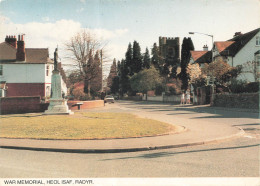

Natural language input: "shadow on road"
[118,101,259,119]
[101,143,260,161]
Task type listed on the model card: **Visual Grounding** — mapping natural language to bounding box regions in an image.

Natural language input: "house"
[189,45,212,67]
[0,35,67,98]
[213,28,260,82]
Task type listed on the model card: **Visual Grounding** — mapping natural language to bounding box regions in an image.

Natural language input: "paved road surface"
[0,101,259,177]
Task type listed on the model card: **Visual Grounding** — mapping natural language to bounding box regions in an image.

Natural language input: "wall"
[1,63,46,83]
[231,31,260,82]
[6,83,45,97]
[0,96,47,114]
[142,95,181,103]
[213,93,259,109]
[68,100,104,110]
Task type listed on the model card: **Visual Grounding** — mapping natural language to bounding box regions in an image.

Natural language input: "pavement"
[0,101,250,153]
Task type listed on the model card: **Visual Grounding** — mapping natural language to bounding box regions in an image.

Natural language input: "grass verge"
[0,112,178,140]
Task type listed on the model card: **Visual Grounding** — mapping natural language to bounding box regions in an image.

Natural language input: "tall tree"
[125,43,133,75]
[151,43,161,71]
[119,59,130,95]
[143,47,151,69]
[179,37,194,90]
[132,41,143,73]
[107,58,117,88]
[65,30,107,96]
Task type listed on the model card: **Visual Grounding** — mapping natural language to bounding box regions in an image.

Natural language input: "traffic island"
[0,112,183,140]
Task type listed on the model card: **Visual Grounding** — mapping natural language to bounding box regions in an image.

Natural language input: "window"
[46,65,49,76]
[256,36,260,46]
[0,65,3,76]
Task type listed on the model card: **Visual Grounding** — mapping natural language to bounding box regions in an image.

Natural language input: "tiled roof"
[25,48,53,63]
[214,41,235,53]
[191,51,207,61]
[0,42,53,64]
[221,28,260,56]
[0,42,16,61]
[191,51,212,63]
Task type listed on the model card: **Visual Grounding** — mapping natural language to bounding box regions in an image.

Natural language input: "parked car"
[104,95,115,103]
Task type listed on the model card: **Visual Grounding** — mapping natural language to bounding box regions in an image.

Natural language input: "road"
[0,101,259,177]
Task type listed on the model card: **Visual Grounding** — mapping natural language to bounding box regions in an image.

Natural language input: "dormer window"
[256,36,260,46]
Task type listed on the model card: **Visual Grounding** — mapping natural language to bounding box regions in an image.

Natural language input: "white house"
[0,35,67,98]
[213,28,260,82]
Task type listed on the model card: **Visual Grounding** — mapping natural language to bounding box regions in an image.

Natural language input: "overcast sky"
[0,0,259,72]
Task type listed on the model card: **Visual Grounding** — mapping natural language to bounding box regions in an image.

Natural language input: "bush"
[155,84,165,95]
[72,88,91,101]
[229,79,247,93]
[245,82,259,93]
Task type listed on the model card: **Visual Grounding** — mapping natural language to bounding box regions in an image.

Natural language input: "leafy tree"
[132,41,143,73]
[119,59,131,95]
[111,76,120,94]
[84,50,102,96]
[143,47,151,69]
[151,43,161,71]
[125,43,133,75]
[107,58,117,88]
[179,37,194,90]
[130,67,163,94]
[202,58,242,86]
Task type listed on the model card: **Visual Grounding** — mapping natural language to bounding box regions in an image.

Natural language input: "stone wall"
[213,93,259,109]
[0,96,47,114]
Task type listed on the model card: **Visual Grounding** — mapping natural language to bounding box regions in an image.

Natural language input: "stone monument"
[44,48,73,115]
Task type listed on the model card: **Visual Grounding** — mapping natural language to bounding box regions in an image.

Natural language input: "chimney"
[234,32,242,37]
[203,45,208,51]
[5,35,17,48]
[16,34,26,61]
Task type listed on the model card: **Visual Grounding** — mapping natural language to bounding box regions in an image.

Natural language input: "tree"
[132,41,143,73]
[107,58,117,88]
[151,43,161,71]
[242,61,260,82]
[130,67,163,94]
[125,43,133,75]
[143,47,151,69]
[65,30,106,97]
[202,58,242,86]
[119,59,131,95]
[110,76,120,94]
[179,37,194,90]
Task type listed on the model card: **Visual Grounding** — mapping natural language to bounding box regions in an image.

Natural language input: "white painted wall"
[0,63,46,83]
[232,31,260,82]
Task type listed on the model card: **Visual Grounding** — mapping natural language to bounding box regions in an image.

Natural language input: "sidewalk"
[0,103,246,153]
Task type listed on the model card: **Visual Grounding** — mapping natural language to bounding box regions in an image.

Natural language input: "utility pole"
[100,49,103,92]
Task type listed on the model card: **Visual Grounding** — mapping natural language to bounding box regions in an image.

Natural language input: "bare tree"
[65,30,109,96]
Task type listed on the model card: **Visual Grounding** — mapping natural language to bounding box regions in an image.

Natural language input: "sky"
[0,0,259,73]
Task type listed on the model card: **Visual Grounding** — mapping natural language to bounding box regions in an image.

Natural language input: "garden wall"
[0,96,48,114]
[213,93,259,109]
[68,100,105,110]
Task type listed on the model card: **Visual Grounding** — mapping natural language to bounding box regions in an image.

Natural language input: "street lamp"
[189,32,214,62]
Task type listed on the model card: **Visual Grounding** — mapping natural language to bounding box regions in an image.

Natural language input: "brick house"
[0,35,67,98]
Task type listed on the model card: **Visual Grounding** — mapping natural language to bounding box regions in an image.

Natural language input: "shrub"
[229,79,247,93]
[155,84,165,95]
[72,88,91,100]
[245,82,259,93]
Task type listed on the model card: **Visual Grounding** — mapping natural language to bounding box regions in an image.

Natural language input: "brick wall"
[68,100,104,110]
[0,96,48,114]
[6,83,45,97]
[213,93,259,109]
